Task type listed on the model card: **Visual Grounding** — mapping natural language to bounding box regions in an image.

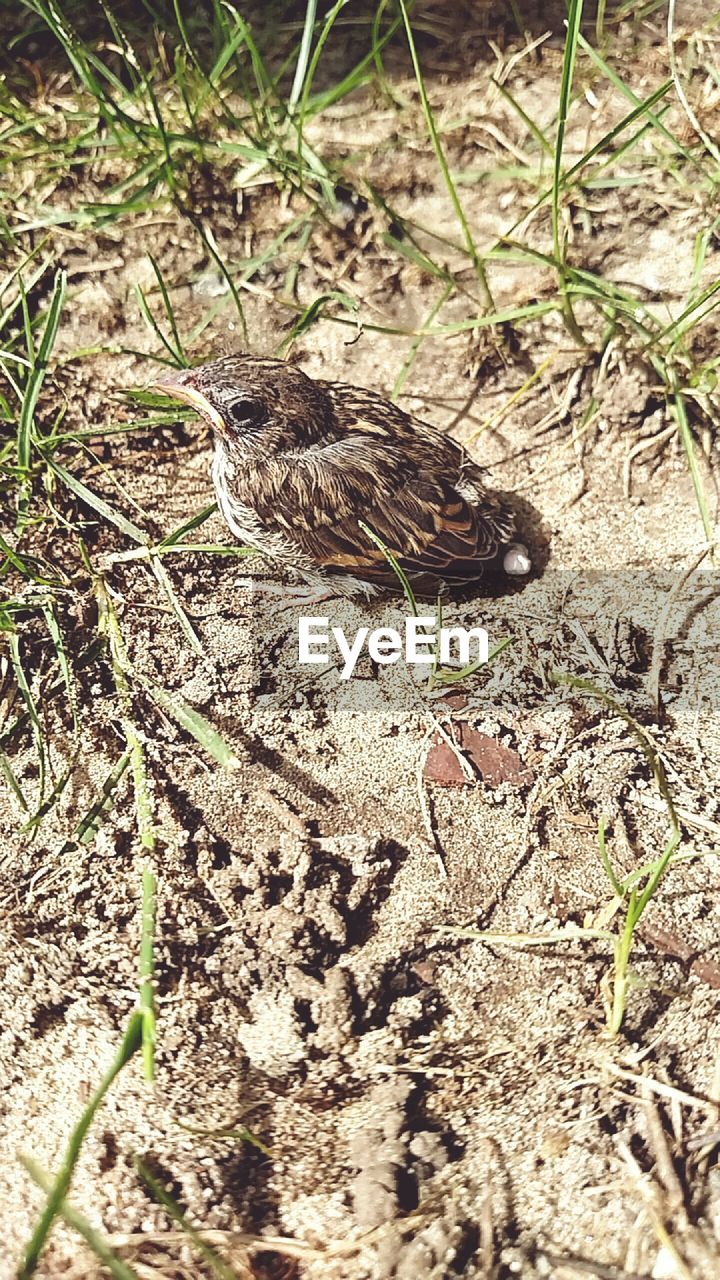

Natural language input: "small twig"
[642,1093,688,1230]
[623,424,675,499]
[416,731,448,879]
[635,792,720,839]
[617,1141,694,1280]
[604,1065,719,1114]
[538,1250,651,1279]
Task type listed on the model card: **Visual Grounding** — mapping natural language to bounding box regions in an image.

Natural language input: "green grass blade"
[18,1012,143,1278]
[429,636,513,686]
[0,533,59,586]
[552,0,585,342]
[146,682,241,768]
[382,232,456,282]
[46,458,148,544]
[398,0,492,308]
[135,283,184,365]
[140,866,156,1082]
[68,748,132,848]
[148,255,188,364]
[158,502,219,549]
[293,0,348,182]
[358,519,418,618]
[549,673,681,1033]
[304,3,405,114]
[41,601,76,727]
[491,76,554,158]
[288,0,319,111]
[279,290,359,352]
[136,1160,239,1280]
[16,268,66,517]
[150,555,205,657]
[597,814,624,896]
[647,277,720,351]
[0,752,29,811]
[577,30,705,170]
[19,1158,140,1280]
[671,387,714,546]
[188,217,247,341]
[0,640,104,755]
[392,281,453,398]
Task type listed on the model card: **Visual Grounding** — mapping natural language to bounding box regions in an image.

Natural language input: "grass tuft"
[550,674,681,1035]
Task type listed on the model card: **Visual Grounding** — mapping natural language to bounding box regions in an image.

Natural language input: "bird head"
[151,356,331,444]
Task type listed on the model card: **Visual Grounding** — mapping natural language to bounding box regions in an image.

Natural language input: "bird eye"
[227,396,265,430]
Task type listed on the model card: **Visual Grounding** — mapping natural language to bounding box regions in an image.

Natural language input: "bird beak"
[150,367,227,432]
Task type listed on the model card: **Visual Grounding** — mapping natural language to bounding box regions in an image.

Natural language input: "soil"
[2,6,720,1280]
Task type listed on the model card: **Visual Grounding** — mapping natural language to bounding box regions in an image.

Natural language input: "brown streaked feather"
[231,435,513,587]
[151,355,523,596]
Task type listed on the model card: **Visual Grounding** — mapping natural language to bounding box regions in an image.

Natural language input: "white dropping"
[652,1246,685,1280]
[503,543,532,576]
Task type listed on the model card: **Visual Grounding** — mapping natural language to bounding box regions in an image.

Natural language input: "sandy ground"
[2,6,720,1279]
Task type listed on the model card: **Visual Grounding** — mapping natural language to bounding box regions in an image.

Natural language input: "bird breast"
[210,439,315,567]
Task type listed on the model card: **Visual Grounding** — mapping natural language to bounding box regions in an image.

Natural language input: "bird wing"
[240,433,515,584]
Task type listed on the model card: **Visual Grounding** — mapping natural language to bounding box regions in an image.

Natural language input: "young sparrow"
[152,356,531,600]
